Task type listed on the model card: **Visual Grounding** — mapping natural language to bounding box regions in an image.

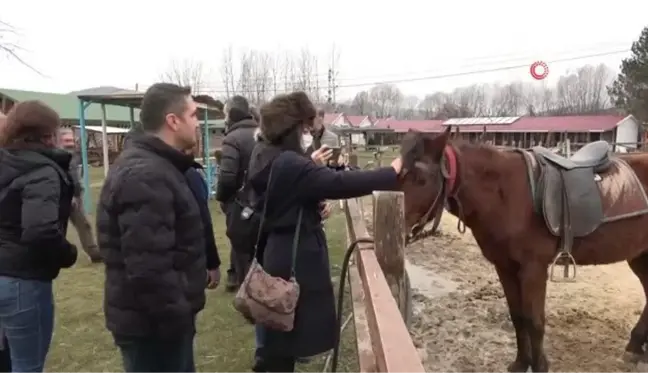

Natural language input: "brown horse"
[399,126,648,372]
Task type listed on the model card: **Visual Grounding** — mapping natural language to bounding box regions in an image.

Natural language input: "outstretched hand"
[391,157,403,174]
[311,146,333,166]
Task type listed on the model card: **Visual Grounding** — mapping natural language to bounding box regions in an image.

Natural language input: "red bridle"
[406,145,463,244]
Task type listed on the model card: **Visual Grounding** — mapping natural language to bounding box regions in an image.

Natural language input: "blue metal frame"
[77,100,214,213]
[202,109,213,198]
[78,99,92,214]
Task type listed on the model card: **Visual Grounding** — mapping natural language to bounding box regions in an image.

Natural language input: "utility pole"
[327,68,333,105]
[331,55,338,107]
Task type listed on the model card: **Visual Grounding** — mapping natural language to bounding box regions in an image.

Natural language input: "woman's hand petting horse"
[311,146,333,165]
[391,157,403,174]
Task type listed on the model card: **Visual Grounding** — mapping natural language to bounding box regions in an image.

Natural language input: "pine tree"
[608,26,648,125]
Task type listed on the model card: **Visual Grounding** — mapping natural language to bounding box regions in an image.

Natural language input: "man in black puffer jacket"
[215,95,259,291]
[96,83,206,372]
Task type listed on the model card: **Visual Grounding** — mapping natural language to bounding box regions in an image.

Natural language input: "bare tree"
[293,48,322,102]
[160,59,207,94]
[490,82,525,116]
[249,51,272,105]
[269,54,281,96]
[350,91,371,115]
[0,20,43,75]
[451,85,487,117]
[400,95,420,119]
[369,83,403,118]
[418,92,448,119]
[220,46,236,98]
[554,64,614,115]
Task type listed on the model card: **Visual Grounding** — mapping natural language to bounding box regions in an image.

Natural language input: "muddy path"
[405,214,643,372]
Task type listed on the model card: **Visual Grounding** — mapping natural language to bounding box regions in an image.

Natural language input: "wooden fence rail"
[343,192,425,372]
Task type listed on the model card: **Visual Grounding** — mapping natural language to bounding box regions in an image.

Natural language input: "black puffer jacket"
[0,146,77,281]
[215,117,258,203]
[97,134,206,338]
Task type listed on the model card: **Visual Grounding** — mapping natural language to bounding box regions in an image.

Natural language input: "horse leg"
[519,263,549,372]
[624,254,648,361]
[495,264,531,372]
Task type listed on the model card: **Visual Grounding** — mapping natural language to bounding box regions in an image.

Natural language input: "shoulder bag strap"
[252,162,276,256]
[289,208,304,279]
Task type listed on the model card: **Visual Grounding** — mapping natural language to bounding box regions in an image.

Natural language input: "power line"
[333,49,629,88]
[144,45,630,92]
[138,48,630,94]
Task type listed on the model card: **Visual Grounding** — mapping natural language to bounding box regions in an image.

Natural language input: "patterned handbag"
[233,163,303,332]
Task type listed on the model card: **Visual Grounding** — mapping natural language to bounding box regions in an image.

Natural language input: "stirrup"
[549,252,577,282]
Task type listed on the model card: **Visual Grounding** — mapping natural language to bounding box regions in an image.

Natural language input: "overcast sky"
[2,0,647,100]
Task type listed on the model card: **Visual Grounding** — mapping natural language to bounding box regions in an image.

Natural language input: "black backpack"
[225,165,274,253]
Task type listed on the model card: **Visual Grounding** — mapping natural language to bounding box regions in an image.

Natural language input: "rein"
[405,145,466,245]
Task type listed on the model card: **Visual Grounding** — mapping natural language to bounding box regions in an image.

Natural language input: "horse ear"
[423,126,451,161]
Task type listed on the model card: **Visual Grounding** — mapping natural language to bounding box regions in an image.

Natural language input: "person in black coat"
[96,83,206,372]
[0,101,78,372]
[184,159,221,288]
[247,91,403,372]
[215,96,260,291]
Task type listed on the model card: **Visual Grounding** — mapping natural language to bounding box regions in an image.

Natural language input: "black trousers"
[114,330,195,372]
[231,250,253,285]
[0,338,11,373]
[254,354,295,372]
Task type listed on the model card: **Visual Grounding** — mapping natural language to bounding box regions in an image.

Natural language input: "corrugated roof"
[0,88,139,123]
[73,125,130,134]
[440,115,625,132]
[373,115,626,133]
[68,86,128,96]
[346,115,369,127]
[375,119,444,132]
[323,113,342,126]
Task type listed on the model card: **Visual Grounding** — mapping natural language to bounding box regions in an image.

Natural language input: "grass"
[47,167,360,372]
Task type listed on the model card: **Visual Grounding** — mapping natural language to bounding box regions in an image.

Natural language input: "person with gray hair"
[58,128,102,263]
[215,95,260,292]
[305,108,340,155]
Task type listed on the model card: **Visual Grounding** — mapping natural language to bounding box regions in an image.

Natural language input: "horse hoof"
[623,351,643,363]
[507,361,530,372]
[634,361,648,372]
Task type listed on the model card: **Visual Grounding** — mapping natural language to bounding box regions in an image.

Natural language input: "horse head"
[399,126,454,238]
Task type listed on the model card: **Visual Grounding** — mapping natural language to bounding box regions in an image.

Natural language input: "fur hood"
[258,91,316,143]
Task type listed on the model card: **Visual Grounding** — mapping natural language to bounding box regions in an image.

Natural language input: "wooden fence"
[342,185,425,371]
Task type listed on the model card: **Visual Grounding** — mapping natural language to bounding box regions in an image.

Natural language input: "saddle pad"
[598,159,648,223]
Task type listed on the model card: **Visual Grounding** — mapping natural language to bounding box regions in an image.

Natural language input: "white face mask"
[301,133,313,151]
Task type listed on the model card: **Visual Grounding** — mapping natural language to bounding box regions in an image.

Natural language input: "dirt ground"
[406,214,644,372]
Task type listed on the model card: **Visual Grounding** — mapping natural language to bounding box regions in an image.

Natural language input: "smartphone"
[327,147,342,166]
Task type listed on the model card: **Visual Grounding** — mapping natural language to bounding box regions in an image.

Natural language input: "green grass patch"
[48,167,359,372]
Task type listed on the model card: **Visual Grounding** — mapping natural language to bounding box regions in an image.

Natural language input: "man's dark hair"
[225,95,251,124]
[139,83,192,132]
[317,108,326,118]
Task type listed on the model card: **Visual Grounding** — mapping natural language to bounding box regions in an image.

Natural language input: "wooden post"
[348,153,358,168]
[372,191,412,327]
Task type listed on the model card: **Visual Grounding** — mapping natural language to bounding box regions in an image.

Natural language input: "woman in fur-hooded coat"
[246,91,399,372]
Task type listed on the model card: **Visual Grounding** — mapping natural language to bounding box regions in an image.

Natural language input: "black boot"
[225,268,238,292]
[252,356,266,372]
[252,347,266,372]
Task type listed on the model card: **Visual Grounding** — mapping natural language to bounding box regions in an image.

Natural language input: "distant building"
[323,112,643,151]
[0,88,137,127]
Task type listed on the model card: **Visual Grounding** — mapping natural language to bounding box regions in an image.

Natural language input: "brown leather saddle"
[518,141,613,280]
